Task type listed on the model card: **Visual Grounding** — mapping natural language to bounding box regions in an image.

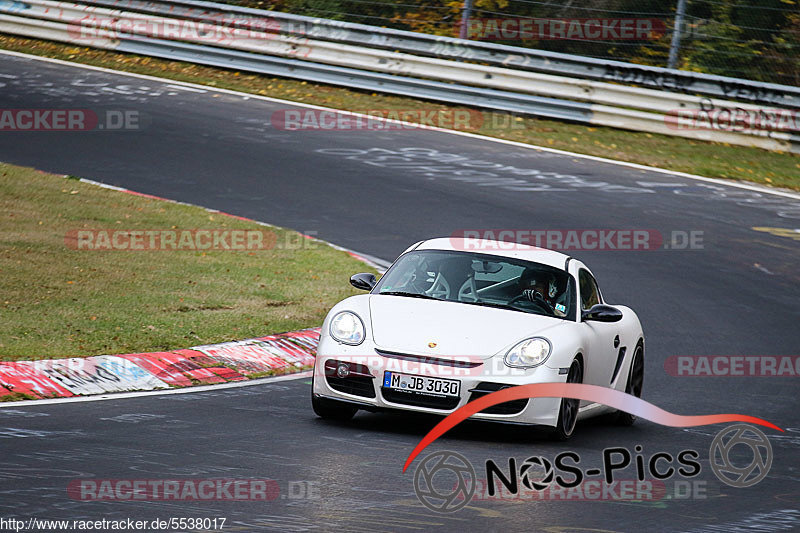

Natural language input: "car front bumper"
[312,337,567,427]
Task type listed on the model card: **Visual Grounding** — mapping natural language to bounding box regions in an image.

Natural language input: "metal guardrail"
[77,0,800,110]
[14,0,790,120]
[0,13,595,123]
[0,12,596,122]
[1,0,798,153]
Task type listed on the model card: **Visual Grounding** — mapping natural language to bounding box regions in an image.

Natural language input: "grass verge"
[0,163,373,360]
[0,34,798,191]
[0,392,38,402]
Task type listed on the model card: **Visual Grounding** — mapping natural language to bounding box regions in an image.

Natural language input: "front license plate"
[382,371,460,397]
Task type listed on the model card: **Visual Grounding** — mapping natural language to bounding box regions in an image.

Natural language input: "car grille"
[468,382,529,415]
[324,359,376,398]
[380,387,461,410]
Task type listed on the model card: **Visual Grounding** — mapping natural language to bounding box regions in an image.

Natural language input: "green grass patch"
[0,163,373,360]
[0,35,798,190]
[0,391,38,402]
[245,365,313,380]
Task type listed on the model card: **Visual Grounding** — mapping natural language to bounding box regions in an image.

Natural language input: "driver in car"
[518,269,567,317]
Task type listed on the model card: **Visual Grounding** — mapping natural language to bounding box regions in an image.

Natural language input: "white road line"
[636,182,690,187]
[77,178,127,192]
[2,49,798,201]
[164,83,207,93]
[0,371,312,408]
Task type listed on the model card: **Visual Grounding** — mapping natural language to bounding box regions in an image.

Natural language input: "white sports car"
[311,237,644,439]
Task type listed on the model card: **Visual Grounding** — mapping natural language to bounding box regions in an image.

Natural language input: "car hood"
[368,294,567,360]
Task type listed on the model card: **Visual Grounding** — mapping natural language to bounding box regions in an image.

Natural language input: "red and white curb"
[0,328,321,400]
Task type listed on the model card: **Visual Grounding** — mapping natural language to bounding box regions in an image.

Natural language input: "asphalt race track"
[1,51,799,532]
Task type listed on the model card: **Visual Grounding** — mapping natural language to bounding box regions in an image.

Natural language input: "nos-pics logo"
[412,424,773,513]
[413,451,476,513]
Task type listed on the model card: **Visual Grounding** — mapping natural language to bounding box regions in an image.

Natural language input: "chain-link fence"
[225,0,799,86]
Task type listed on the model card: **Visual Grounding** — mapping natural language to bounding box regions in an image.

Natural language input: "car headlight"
[504,337,552,368]
[329,311,365,345]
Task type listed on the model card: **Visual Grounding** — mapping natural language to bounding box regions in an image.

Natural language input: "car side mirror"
[582,304,623,322]
[350,273,377,291]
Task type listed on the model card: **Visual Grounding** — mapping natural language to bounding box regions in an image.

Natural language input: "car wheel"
[552,358,583,441]
[616,342,644,426]
[311,377,358,421]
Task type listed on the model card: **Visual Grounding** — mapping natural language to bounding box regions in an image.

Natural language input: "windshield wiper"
[378,291,440,300]
[464,301,523,312]
[465,300,552,316]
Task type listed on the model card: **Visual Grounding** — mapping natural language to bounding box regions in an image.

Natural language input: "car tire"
[551,358,583,441]
[311,377,358,421]
[616,342,644,426]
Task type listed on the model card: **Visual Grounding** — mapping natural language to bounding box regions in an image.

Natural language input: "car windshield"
[373,250,576,320]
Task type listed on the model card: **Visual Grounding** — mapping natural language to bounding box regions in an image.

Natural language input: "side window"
[579,269,601,310]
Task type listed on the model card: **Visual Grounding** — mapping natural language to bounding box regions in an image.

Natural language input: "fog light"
[336,363,350,378]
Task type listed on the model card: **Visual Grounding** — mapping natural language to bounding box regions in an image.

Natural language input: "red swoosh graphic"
[402,383,783,472]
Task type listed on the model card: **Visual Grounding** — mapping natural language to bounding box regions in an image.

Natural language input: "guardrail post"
[458,0,474,40]
[667,0,688,69]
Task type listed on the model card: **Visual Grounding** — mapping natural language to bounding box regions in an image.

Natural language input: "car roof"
[411,237,572,271]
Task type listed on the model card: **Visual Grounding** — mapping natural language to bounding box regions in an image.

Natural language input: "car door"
[575,266,620,387]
